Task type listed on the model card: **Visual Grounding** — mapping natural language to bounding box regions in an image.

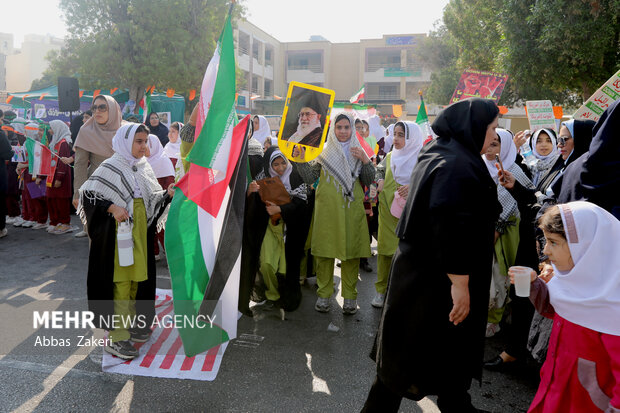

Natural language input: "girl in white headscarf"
[22,122,49,229]
[295,113,375,314]
[514,202,620,413]
[46,120,74,234]
[79,123,173,360]
[372,121,424,308]
[483,128,535,337]
[146,134,175,259]
[252,115,271,145]
[527,128,560,186]
[162,121,183,168]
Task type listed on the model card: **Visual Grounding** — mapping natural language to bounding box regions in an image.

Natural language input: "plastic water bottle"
[520,130,537,168]
[117,221,134,267]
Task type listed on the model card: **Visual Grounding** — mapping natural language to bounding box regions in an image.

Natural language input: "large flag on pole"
[24,137,52,176]
[349,85,365,104]
[416,92,435,144]
[164,7,249,359]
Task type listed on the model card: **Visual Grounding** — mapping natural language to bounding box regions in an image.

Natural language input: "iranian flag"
[139,87,153,122]
[349,85,365,104]
[164,9,249,358]
[416,93,435,144]
[24,137,52,176]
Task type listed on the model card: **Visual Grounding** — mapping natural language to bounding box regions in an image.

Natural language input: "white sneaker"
[32,222,48,230]
[6,216,15,224]
[21,220,35,228]
[0,228,7,238]
[12,217,25,227]
[46,225,56,233]
[314,297,330,313]
[343,299,358,315]
[371,293,385,308]
[74,230,88,238]
[53,224,73,234]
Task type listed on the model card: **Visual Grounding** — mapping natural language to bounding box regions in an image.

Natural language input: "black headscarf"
[145,112,170,146]
[556,101,620,219]
[431,98,499,154]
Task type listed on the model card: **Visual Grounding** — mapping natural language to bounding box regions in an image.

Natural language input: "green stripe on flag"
[165,191,229,356]
[416,96,429,124]
[187,14,236,169]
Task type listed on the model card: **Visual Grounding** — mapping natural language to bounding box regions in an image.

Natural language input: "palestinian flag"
[24,137,52,176]
[349,85,365,104]
[416,93,435,144]
[164,9,248,358]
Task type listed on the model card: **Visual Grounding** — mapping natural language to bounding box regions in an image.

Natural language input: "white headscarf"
[49,119,72,148]
[390,121,424,185]
[548,201,620,335]
[147,134,175,178]
[10,118,26,136]
[528,128,560,186]
[268,149,293,191]
[384,124,394,152]
[316,113,364,202]
[162,122,183,160]
[252,115,271,145]
[25,122,40,141]
[484,128,517,183]
[79,123,165,226]
[367,115,385,142]
[112,123,143,166]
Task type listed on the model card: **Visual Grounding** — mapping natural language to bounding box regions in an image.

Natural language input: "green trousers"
[375,254,393,294]
[109,281,139,343]
[315,256,359,300]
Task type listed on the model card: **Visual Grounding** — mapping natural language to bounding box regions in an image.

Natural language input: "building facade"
[3,34,64,93]
[234,20,432,119]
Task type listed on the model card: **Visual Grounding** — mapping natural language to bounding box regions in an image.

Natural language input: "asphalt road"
[0,216,539,412]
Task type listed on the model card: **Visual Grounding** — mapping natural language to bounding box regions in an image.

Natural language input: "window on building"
[264,45,273,67]
[287,51,322,73]
[238,32,250,56]
[378,85,398,99]
[366,49,401,72]
[252,75,260,95]
[264,79,272,97]
[253,40,263,64]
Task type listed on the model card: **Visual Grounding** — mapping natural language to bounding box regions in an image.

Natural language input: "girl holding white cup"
[509,202,620,413]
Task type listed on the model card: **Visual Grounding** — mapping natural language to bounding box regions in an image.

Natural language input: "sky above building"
[4,0,449,47]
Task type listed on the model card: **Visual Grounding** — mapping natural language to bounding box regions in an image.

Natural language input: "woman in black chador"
[363,98,501,413]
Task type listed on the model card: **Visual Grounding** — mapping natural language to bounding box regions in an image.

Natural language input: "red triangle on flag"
[176,116,249,216]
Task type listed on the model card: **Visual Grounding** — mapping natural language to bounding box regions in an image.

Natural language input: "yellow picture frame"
[277,81,335,163]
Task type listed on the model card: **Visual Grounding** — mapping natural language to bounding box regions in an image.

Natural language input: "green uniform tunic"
[488,216,520,324]
[377,154,400,256]
[110,198,148,342]
[259,220,286,301]
[311,168,371,260]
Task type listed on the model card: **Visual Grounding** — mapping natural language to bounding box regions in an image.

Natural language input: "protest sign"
[11,145,26,163]
[525,100,556,132]
[450,69,509,104]
[573,69,620,122]
[30,99,92,123]
[277,82,334,163]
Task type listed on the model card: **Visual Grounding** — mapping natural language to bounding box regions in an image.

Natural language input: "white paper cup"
[510,266,533,297]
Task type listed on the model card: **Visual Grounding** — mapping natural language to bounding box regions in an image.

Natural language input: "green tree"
[437,0,619,105]
[42,0,244,111]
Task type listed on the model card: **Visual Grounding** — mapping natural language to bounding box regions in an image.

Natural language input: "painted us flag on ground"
[102,289,227,380]
[164,7,249,363]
